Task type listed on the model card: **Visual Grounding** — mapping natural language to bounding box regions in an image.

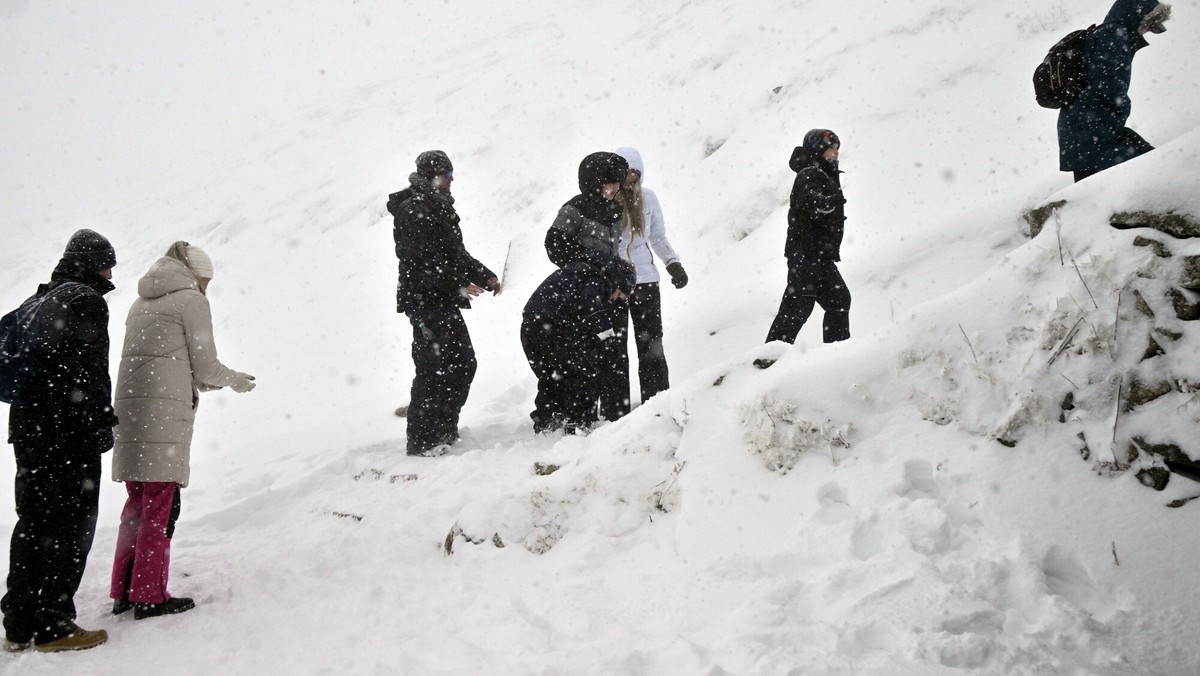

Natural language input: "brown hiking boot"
[34,626,108,653]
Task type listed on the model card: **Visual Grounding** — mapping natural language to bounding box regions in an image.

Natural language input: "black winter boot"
[134,597,195,620]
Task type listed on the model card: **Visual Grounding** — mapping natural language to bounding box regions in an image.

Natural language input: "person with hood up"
[109,242,255,621]
[1058,0,1170,182]
[612,146,687,408]
[3,229,118,653]
[388,150,500,457]
[521,260,636,435]
[544,151,636,421]
[758,129,851,368]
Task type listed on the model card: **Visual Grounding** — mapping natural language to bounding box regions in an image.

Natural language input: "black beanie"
[802,129,840,154]
[577,152,629,196]
[415,150,453,179]
[62,229,117,271]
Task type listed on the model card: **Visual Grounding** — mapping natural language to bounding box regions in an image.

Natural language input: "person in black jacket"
[522,260,635,434]
[3,229,118,653]
[544,151,636,421]
[1058,0,1169,182]
[759,130,851,366]
[387,150,500,457]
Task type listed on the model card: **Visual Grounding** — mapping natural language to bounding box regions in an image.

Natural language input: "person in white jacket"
[611,147,688,410]
[108,243,255,620]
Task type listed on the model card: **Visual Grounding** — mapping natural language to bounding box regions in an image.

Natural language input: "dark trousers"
[2,442,102,645]
[766,256,851,344]
[598,300,631,421]
[1073,168,1099,183]
[611,282,670,406]
[405,308,476,454]
[521,316,604,433]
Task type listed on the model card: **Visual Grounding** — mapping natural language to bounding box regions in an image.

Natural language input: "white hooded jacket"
[111,256,250,486]
[615,147,681,285]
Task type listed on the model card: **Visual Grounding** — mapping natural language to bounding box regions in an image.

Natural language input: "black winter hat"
[577,152,629,196]
[802,129,840,154]
[62,229,117,271]
[415,150,454,178]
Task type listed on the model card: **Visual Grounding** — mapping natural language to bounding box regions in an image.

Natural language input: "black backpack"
[1033,25,1097,109]
[0,292,49,405]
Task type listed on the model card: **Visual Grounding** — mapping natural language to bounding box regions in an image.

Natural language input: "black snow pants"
[766,255,851,344]
[521,315,606,433]
[2,439,103,645]
[405,308,477,454]
[610,282,669,407]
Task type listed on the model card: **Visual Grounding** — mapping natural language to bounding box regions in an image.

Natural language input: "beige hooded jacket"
[111,255,252,486]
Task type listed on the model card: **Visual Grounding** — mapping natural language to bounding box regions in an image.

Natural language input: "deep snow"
[2,1,1199,674]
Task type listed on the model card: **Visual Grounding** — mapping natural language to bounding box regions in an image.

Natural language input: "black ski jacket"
[388,176,496,313]
[786,149,846,262]
[7,257,118,455]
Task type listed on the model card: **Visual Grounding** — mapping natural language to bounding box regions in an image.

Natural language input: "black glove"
[666,262,688,289]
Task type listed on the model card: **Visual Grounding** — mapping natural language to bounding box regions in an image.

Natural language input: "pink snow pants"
[110,481,181,604]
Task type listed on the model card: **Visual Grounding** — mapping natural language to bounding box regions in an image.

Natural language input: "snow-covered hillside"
[2,1,1199,673]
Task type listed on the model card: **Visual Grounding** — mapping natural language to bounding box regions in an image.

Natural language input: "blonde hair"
[618,183,645,239]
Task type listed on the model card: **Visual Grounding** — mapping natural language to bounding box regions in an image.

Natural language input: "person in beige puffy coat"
[108,242,255,620]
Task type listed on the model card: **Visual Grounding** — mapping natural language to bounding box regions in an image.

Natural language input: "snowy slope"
[2,0,1199,674]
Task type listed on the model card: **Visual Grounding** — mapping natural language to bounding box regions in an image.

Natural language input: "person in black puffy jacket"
[760,130,851,365]
[522,260,634,434]
[3,229,118,652]
[544,151,637,421]
[387,150,500,456]
[1057,0,1169,182]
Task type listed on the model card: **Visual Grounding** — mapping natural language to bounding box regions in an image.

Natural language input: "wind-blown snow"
[2,1,1198,674]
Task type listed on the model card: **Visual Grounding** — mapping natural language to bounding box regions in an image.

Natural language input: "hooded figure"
[760,130,851,362]
[610,146,686,408]
[545,151,630,270]
[108,242,254,620]
[387,150,499,456]
[1058,0,1169,180]
[3,229,118,652]
[543,151,636,421]
[521,260,634,434]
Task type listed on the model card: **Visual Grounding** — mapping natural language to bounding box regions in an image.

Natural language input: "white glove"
[230,372,257,393]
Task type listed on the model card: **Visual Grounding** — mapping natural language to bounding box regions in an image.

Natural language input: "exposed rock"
[1058,391,1075,423]
[533,462,560,476]
[1168,287,1200,321]
[1022,200,1067,238]
[1154,326,1184,342]
[1131,437,1194,466]
[1180,256,1200,291]
[1110,211,1200,239]
[1136,466,1171,491]
[1125,377,1173,410]
[1131,289,1155,319]
[1142,336,1165,361]
[1133,235,1172,258]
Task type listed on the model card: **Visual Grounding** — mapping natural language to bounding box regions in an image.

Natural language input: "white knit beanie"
[186,245,215,279]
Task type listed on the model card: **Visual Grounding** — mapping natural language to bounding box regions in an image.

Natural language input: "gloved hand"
[230,372,257,393]
[666,262,688,289]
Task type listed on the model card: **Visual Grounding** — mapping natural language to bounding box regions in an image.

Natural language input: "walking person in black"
[2,229,118,653]
[522,261,635,434]
[1058,0,1170,182]
[387,151,500,457]
[544,151,634,422]
[758,129,850,368]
